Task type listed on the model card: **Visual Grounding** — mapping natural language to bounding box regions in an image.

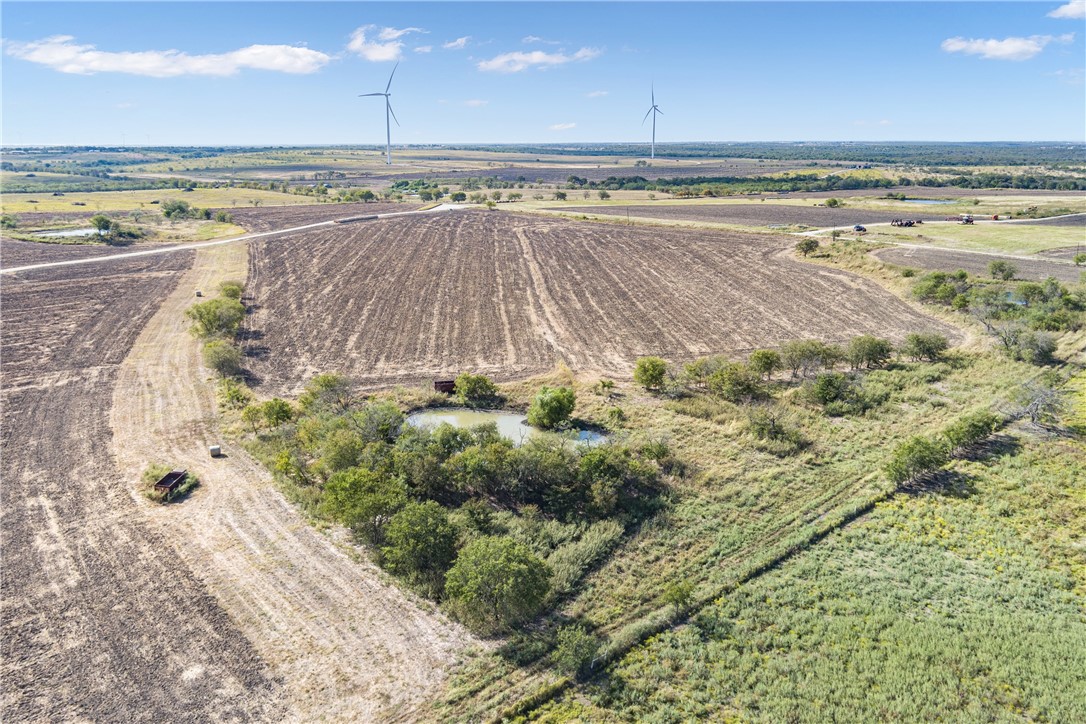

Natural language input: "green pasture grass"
[537,431,1086,723]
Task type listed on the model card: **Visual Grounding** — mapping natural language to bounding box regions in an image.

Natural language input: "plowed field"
[224,201,417,232]
[245,211,958,394]
[1,256,283,721]
[558,203,945,228]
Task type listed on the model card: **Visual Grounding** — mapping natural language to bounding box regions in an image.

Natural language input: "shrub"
[942,410,1001,454]
[901,332,949,361]
[202,339,243,377]
[554,625,600,677]
[663,581,695,610]
[1074,253,1086,266]
[989,260,1017,280]
[808,372,849,405]
[161,199,192,219]
[884,436,948,485]
[633,357,668,390]
[218,378,252,409]
[780,339,837,378]
[445,535,551,632]
[527,386,576,430]
[824,197,842,208]
[0,214,16,229]
[185,297,246,338]
[214,210,233,223]
[707,363,763,403]
[455,373,499,407]
[218,280,244,299]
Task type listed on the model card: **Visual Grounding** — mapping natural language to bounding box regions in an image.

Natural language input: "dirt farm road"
[107,242,474,721]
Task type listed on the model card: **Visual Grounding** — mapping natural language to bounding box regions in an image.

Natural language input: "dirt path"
[108,242,475,722]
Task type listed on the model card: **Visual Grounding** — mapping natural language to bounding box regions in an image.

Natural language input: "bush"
[1074,253,1086,266]
[554,625,600,678]
[218,280,244,299]
[884,436,948,485]
[202,339,243,377]
[214,210,233,223]
[707,363,763,403]
[445,535,551,632]
[527,386,576,430]
[808,372,849,405]
[218,378,252,409]
[901,332,949,361]
[989,259,1017,280]
[455,373,499,407]
[320,467,407,546]
[161,199,192,219]
[824,197,842,208]
[185,297,246,338]
[633,357,668,390]
[942,410,1001,454]
[261,398,294,427]
[663,580,695,609]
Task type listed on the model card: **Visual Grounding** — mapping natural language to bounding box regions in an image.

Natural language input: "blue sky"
[2,1,1084,145]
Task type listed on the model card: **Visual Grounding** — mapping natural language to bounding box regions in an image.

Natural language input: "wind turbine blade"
[388,101,400,127]
[385,62,398,94]
[651,85,655,105]
[359,93,385,97]
[642,107,653,125]
[655,107,664,115]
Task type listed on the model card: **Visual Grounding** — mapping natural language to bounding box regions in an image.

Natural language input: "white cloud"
[1049,0,1085,19]
[522,35,560,45]
[4,35,330,76]
[549,122,576,131]
[1050,67,1085,84]
[443,36,470,50]
[477,47,601,73]
[585,90,608,98]
[462,99,488,107]
[941,33,1074,61]
[348,25,426,62]
[879,119,892,126]
[414,45,433,54]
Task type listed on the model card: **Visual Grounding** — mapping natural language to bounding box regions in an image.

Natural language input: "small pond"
[406,408,607,446]
[899,199,954,205]
[33,228,100,238]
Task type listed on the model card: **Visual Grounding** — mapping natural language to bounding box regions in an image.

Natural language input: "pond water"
[406,408,607,446]
[33,228,100,238]
[899,199,954,205]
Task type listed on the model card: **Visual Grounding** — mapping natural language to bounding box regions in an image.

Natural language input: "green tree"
[381,501,458,586]
[597,190,611,200]
[901,332,949,361]
[707,363,763,403]
[444,536,551,632]
[1074,253,1086,266]
[553,191,567,201]
[527,386,576,430]
[988,259,1017,280]
[261,398,294,428]
[450,191,467,202]
[748,349,781,380]
[202,339,243,377]
[320,467,407,546]
[884,435,948,485]
[241,404,264,433]
[845,335,894,369]
[161,199,192,219]
[633,356,668,390]
[824,197,842,208]
[663,580,695,610]
[554,624,600,677]
[796,238,819,257]
[185,297,246,338]
[90,214,112,236]
[299,372,354,414]
[455,373,499,407]
[942,410,1001,454]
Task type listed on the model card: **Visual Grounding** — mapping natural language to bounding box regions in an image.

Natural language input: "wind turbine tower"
[642,86,663,160]
[360,62,400,165]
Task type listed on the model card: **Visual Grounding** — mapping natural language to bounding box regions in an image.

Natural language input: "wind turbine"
[642,86,663,160]
[360,63,400,165]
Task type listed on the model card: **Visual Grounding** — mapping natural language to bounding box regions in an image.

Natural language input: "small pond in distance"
[406,408,607,446]
[33,228,100,238]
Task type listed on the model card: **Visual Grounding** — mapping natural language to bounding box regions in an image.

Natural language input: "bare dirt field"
[223,201,417,232]
[109,243,474,721]
[872,246,1083,283]
[558,203,946,228]
[1,255,284,721]
[0,238,122,268]
[244,210,958,395]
